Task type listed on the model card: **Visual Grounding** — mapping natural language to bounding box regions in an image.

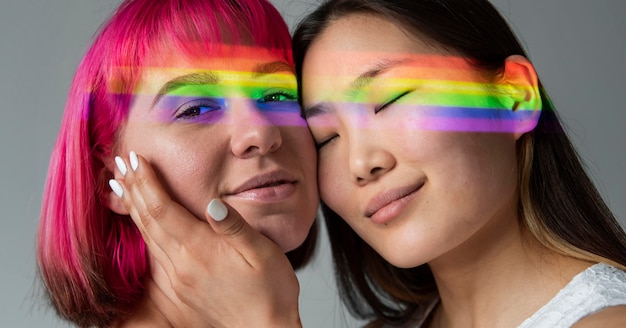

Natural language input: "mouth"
[365,180,425,223]
[226,170,298,202]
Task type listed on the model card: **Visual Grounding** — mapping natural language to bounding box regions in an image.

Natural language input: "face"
[302,14,521,268]
[117,44,318,252]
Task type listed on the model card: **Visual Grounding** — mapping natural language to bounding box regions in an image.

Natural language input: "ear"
[100,157,130,216]
[500,55,542,139]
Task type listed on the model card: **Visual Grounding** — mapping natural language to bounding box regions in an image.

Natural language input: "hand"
[110,152,302,328]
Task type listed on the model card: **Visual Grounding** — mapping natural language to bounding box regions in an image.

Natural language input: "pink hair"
[37,0,293,326]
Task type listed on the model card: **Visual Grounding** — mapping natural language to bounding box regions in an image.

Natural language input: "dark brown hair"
[293,0,626,325]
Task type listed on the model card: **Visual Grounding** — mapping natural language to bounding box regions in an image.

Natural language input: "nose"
[229,98,282,158]
[348,128,395,185]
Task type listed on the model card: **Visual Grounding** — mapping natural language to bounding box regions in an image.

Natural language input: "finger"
[111,156,177,277]
[205,199,283,267]
[115,152,218,280]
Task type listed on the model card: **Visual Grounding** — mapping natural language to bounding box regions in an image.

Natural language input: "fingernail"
[114,156,127,176]
[109,179,123,198]
[207,199,228,222]
[129,151,139,171]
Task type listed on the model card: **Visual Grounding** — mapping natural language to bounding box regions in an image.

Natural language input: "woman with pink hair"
[37,0,319,326]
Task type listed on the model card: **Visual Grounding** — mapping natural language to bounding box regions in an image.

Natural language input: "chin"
[274,223,313,252]
[252,215,315,252]
[375,245,428,269]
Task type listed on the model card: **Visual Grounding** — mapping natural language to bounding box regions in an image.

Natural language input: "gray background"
[1,0,624,327]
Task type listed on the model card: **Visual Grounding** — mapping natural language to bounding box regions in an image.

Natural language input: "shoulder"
[568,264,626,327]
[519,263,626,328]
[571,305,626,328]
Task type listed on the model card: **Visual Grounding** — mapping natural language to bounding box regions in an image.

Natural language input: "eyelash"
[315,89,414,149]
[315,135,337,149]
[374,89,414,113]
[173,89,296,121]
[175,99,222,120]
[257,90,297,104]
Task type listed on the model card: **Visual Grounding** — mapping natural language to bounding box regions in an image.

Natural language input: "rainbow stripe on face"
[305,73,541,134]
[386,79,538,134]
[391,104,540,134]
[131,67,307,127]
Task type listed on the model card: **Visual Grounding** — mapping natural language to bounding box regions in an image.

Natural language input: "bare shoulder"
[572,305,626,327]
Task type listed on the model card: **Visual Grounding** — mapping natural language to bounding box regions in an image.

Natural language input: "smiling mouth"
[365,181,425,223]
[255,180,289,188]
[226,171,298,202]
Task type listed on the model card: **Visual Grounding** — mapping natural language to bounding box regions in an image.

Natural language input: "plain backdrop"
[1,1,624,327]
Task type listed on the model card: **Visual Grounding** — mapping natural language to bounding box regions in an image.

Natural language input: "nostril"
[370,166,383,175]
[244,145,260,155]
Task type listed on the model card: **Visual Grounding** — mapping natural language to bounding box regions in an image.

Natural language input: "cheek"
[433,134,518,211]
[156,151,223,218]
[288,126,317,165]
[317,149,350,213]
[280,125,318,184]
[124,127,226,216]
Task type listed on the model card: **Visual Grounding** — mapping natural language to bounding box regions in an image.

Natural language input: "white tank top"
[518,262,626,327]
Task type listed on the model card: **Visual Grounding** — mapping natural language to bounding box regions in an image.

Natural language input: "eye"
[257,90,297,104]
[175,99,223,121]
[374,89,414,114]
[315,134,338,150]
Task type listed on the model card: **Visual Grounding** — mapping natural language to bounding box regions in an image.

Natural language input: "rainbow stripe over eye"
[397,104,540,134]
[308,77,541,134]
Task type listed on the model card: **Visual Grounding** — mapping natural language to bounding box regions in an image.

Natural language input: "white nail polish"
[207,199,228,221]
[114,156,127,176]
[109,179,124,198]
[129,151,139,171]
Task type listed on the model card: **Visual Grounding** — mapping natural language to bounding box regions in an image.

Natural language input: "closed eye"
[315,134,338,149]
[374,89,414,114]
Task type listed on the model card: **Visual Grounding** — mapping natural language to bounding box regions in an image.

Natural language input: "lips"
[365,181,425,221]
[226,170,298,202]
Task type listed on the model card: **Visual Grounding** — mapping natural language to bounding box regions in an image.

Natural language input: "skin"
[301,14,534,269]
[300,14,603,328]
[109,44,318,253]
[112,13,626,328]
[107,44,318,327]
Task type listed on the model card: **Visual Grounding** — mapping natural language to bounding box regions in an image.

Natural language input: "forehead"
[134,44,293,93]
[305,13,436,64]
[302,15,431,82]
[145,43,288,72]
[301,15,475,104]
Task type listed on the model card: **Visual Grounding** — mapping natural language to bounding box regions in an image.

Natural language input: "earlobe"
[502,55,542,139]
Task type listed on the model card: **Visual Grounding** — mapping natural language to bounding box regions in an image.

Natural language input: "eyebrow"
[252,60,295,78]
[151,60,294,107]
[303,58,414,119]
[152,71,219,107]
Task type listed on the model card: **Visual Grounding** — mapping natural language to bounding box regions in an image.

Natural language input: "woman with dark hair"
[293,0,626,326]
[113,0,626,327]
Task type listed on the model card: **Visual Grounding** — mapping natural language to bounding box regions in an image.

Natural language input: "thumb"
[205,199,282,265]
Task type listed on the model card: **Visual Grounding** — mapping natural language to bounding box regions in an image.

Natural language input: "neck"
[428,209,592,328]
